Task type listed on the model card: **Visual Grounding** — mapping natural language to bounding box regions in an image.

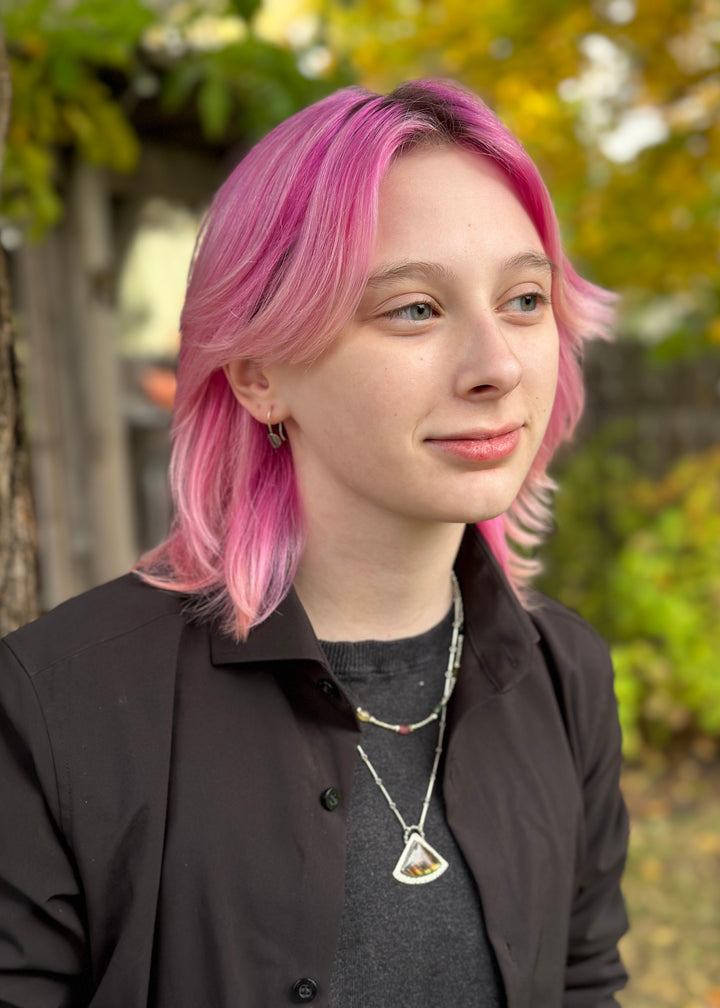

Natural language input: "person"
[0,79,629,1007]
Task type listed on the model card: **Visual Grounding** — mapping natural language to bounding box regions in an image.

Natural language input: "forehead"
[374,145,543,263]
[380,143,518,203]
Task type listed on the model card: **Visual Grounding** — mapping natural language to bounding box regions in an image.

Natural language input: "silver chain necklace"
[355,573,464,885]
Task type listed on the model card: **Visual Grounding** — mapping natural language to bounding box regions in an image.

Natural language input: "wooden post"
[17,158,138,609]
[17,234,85,605]
[65,158,138,589]
[0,31,40,633]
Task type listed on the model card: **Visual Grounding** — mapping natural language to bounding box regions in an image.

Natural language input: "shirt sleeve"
[564,647,629,1006]
[534,602,630,1006]
[0,639,90,1008]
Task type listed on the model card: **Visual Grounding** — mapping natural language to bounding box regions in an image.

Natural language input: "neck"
[294,517,466,642]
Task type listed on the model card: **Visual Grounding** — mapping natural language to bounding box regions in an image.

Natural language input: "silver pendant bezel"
[392,832,449,885]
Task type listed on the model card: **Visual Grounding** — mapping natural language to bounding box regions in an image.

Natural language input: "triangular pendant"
[392,832,448,885]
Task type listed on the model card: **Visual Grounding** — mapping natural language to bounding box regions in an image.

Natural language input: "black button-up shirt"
[0,528,628,1006]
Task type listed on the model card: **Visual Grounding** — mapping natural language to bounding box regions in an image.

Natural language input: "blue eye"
[504,292,547,313]
[387,302,435,321]
[516,294,539,312]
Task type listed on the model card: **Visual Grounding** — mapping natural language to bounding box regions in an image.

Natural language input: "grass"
[619,759,720,1008]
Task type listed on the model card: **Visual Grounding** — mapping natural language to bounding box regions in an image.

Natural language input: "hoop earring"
[267,409,286,449]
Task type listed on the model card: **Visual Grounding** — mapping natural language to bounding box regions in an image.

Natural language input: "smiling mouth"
[426,427,522,463]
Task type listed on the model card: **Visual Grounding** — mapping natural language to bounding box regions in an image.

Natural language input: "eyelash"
[384,302,438,322]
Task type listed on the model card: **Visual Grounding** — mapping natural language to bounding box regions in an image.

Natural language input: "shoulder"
[1,575,186,804]
[0,575,187,879]
[528,591,612,676]
[2,573,186,678]
[526,591,619,773]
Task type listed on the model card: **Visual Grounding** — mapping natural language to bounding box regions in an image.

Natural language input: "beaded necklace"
[355,573,464,884]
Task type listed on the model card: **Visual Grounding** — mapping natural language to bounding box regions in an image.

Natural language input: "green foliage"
[1,0,351,234]
[3,0,155,66]
[541,443,720,761]
[610,450,720,759]
[2,0,154,232]
[160,35,348,143]
[227,0,262,20]
[540,421,643,631]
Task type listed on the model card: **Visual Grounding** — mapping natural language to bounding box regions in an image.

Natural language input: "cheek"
[291,362,392,444]
[327,351,412,417]
[519,342,559,435]
[542,358,560,409]
[531,333,560,399]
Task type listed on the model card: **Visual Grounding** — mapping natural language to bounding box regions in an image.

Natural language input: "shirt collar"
[454,525,539,694]
[210,524,539,690]
[210,585,326,667]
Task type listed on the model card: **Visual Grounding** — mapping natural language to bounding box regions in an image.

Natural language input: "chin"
[422,501,514,527]
[440,487,523,526]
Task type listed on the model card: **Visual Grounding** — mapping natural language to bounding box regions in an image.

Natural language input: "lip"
[426,425,523,463]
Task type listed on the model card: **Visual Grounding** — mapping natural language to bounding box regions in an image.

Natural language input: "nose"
[457,311,523,398]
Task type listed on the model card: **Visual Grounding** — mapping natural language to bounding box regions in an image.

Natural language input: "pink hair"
[137,79,615,638]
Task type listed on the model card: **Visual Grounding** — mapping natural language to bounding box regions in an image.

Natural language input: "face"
[267,145,559,534]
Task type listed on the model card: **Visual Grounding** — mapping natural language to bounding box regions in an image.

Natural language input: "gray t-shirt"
[322,611,505,1007]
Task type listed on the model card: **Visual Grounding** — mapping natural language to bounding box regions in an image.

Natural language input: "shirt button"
[316,678,340,700]
[291,977,318,1002]
[320,786,342,811]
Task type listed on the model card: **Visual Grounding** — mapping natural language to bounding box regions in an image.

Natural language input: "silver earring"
[267,409,286,449]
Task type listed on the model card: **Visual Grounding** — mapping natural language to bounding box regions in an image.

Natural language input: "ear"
[224,359,288,424]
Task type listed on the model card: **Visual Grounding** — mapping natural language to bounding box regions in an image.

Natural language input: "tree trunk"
[0,31,40,634]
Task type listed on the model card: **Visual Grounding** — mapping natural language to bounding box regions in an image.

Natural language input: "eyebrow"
[365,251,557,290]
[365,261,456,289]
[502,252,557,275]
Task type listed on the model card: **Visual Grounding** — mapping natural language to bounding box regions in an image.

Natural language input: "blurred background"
[0,0,718,1003]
